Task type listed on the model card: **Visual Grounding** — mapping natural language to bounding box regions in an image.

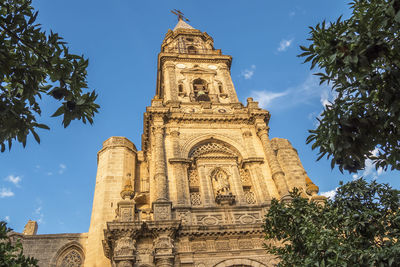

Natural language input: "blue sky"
[1,0,399,234]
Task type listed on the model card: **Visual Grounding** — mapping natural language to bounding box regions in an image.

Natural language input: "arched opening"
[193,78,210,101]
[51,242,85,267]
[213,259,268,267]
[187,45,197,54]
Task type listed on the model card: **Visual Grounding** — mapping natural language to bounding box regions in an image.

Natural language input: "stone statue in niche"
[211,168,236,205]
[211,169,230,196]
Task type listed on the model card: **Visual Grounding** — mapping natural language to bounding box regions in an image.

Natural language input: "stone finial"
[22,220,38,235]
[305,175,319,196]
[121,173,135,200]
[246,97,260,109]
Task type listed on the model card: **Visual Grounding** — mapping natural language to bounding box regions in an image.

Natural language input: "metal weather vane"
[171,9,190,22]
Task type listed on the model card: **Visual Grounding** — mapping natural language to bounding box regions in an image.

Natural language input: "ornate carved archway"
[213,258,268,267]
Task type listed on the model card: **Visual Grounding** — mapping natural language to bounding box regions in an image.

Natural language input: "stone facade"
[16,18,322,267]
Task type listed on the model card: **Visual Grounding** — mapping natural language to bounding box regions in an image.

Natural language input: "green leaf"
[51,106,64,117]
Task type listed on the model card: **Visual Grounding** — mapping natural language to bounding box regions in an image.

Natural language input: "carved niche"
[188,140,240,206]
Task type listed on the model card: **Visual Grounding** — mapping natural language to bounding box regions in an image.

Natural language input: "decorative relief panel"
[233,212,262,224]
[176,210,192,225]
[238,239,254,249]
[244,190,256,204]
[189,142,237,159]
[239,168,251,186]
[114,236,136,257]
[196,214,223,225]
[188,169,199,187]
[190,192,202,206]
[191,241,207,252]
[215,240,231,251]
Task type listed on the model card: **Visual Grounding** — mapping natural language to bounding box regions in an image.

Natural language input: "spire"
[173,18,195,31]
[171,9,195,31]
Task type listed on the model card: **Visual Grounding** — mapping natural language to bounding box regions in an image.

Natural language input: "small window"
[193,78,210,101]
[187,46,197,54]
[178,84,184,93]
[186,38,194,42]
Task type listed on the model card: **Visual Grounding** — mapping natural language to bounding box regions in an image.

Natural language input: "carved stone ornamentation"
[190,192,202,206]
[153,202,172,221]
[188,169,199,187]
[211,168,231,196]
[244,190,256,204]
[60,250,83,267]
[114,236,136,257]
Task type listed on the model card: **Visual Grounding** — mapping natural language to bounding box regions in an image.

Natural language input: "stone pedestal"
[152,201,172,221]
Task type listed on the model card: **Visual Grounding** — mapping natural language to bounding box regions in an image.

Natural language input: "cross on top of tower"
[171,9,190,22]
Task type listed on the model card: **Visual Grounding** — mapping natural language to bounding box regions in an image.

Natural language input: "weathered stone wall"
[16,233,87,267]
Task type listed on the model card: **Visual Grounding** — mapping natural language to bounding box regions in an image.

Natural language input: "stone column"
[153,125,168,201]
[165,63,178,102]
[256,126,289,198]
[152,116,172,220]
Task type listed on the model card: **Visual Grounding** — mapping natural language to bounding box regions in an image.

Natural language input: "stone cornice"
[242,157,265,165]
[179,223,264,237]
[168,158,191,164]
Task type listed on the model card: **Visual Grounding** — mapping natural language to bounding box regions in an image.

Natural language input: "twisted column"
[257,126,289,197]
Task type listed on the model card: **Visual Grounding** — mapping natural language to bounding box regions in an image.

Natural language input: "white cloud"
[250,91,288,108]
[321,188,337,199]
[34,200,44,224]
[277,39,293,52]
[47,172,53,176]
[241,65,256,80]
[0,188,14,198]
[4,216,10,222]
[249,73,333,111]
[58,163,67,174]
[352,149,385,180]
[289,11,296,17]
[5,175,21,187]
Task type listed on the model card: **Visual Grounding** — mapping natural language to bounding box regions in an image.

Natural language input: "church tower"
[86,15,322,267]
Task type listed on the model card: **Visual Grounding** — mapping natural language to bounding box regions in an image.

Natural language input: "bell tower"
[156,16,238,104]
[96,15,324,267]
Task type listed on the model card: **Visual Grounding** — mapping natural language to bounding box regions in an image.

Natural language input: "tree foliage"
[0,221,38,266]
[299,0,400,173]
[0,0,99,152]
[264,179,400,267]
